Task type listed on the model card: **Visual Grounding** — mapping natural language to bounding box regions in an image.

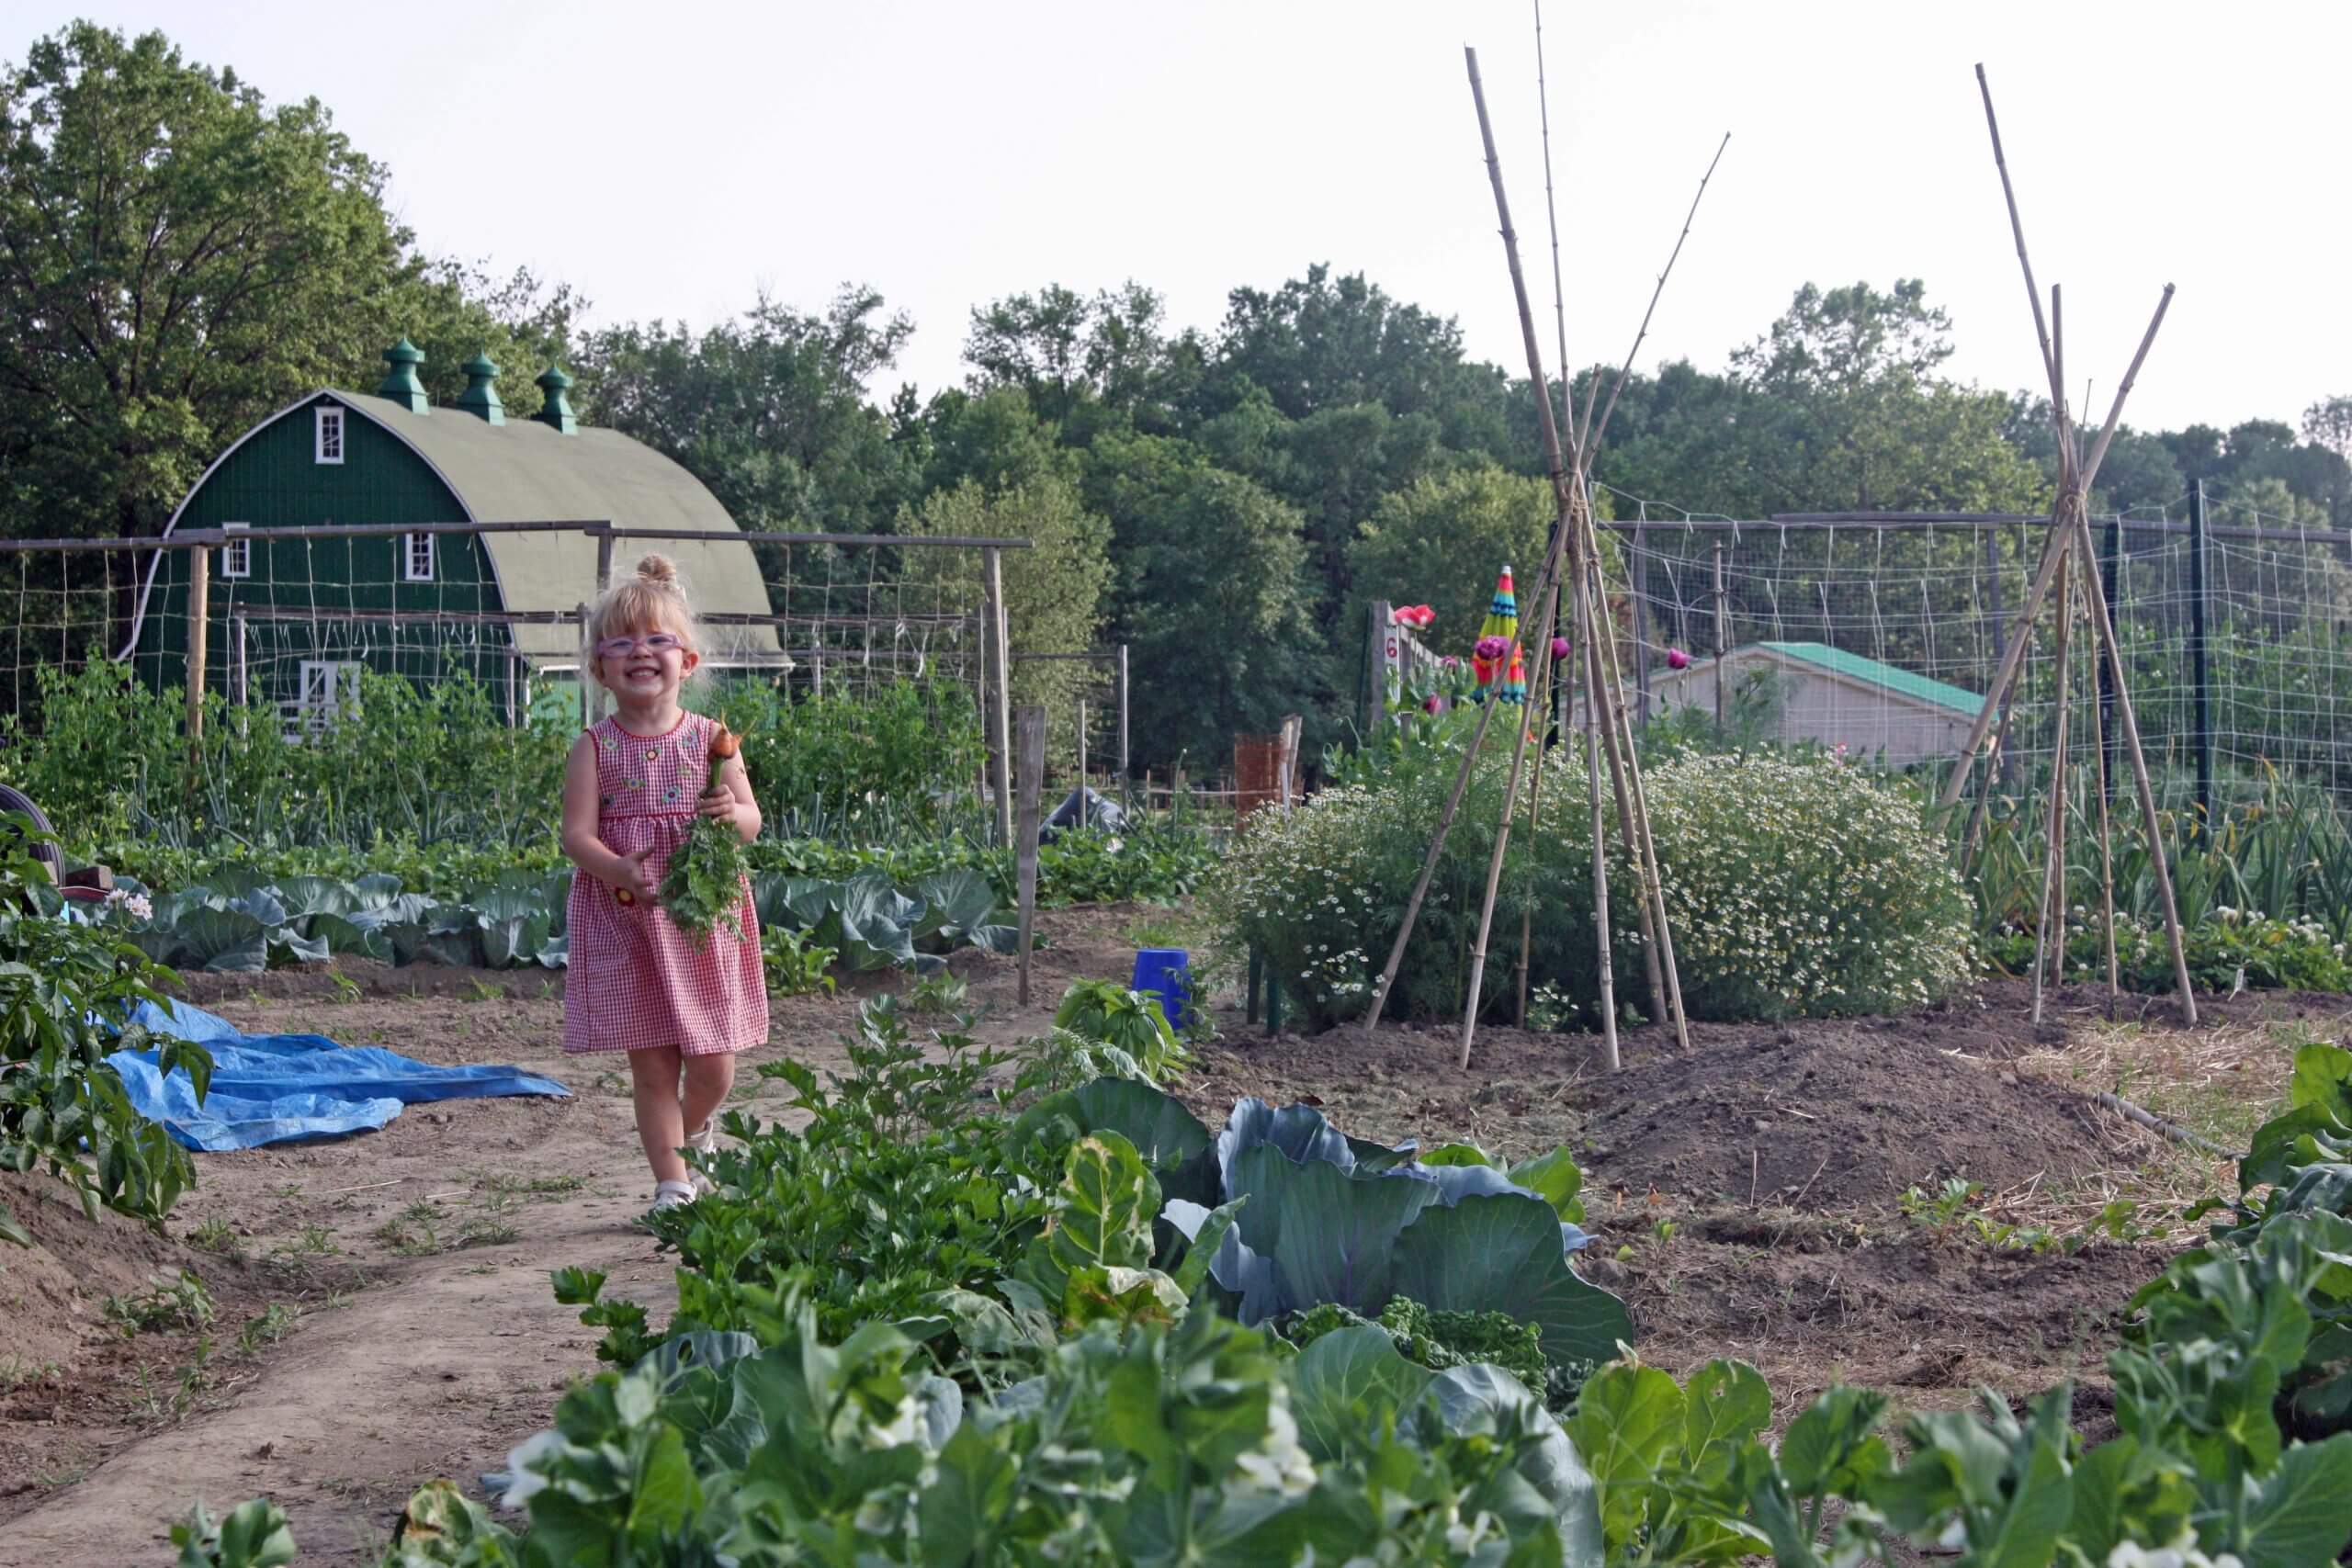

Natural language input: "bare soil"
[2,922,2340,1564]
[1182,978,2349,1417]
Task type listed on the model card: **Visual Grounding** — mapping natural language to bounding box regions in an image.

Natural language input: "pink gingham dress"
[563,713,767,1056]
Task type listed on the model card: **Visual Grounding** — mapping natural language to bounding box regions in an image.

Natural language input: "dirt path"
[0,905,1155,1565]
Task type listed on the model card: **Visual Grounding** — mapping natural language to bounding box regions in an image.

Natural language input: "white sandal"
[650,1179,698,1212]
[684,1121,719,1196]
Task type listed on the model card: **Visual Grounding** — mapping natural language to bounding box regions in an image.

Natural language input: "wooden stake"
[185,543,209,755]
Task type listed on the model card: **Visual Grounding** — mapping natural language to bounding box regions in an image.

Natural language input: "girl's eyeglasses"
[595,633,683,659]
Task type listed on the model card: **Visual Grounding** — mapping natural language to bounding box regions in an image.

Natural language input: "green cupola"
[377,338,429,413]
[534,365,577,435]
[455,350,504,424]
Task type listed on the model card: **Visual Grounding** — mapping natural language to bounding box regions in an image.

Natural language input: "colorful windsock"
[1472,565,1527,705]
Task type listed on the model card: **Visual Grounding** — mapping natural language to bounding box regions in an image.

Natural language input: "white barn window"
[220,522,251,580]
[404,531,435,583]
[315,406,345,464]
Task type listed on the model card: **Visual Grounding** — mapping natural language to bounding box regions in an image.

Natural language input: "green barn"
[122,341,777,728]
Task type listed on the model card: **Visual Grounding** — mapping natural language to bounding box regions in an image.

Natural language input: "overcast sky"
[8,0,2344,450]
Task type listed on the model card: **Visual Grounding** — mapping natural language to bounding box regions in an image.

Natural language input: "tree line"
[5,23,2347,771]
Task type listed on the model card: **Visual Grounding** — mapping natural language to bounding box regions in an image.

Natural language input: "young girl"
[560,555,767,1211]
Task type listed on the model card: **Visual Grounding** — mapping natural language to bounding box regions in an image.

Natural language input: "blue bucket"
[1131,948,1191,1032]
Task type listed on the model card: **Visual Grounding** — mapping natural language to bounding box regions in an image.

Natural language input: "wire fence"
[1594,481,2352,807]
[0,522,1022,765]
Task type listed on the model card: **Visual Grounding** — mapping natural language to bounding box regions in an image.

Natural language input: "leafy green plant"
[105,1269,216,1334]
[1211,747,1972,1030]
[899,969,967,1016]
[0,827,209,1244]
[695,676,984,838]
[0,660,569,855]
[417,1298,1599,1567]
[1051,977,1189,1081]
[622,1001,1063,1359]
[1282,1296,1561,1404]
[759,925,837,997]
[1025,1082,1629,1374]
[169,1498,295,1568]
[658,814,752,949]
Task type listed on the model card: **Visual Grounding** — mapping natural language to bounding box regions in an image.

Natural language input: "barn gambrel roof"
[122,389,777,665]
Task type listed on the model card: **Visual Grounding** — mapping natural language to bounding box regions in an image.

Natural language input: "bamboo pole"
[1583,528,1690,1048]
[1586,550,1668,1021]
[1361,679,1510,1036]
[1942,71,2172,815]
[1515,581,1560,1029]
[2082,526,2121,1010]
[1576,567,1621,1069]
[1970,64,2189,1019]
[1453,44,1591,1065]
[2031,549,2073,1024]
[1464,61,1715,1064]
[1581,131,1731,458]
[2066,500,2197,1021]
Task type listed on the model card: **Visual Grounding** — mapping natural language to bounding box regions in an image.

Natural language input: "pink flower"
[1423,694,1442,715]
[1442,655,1460,671]
[1475,635,1510,661]
[1392,604,1435,628]
[1666,647,1690,671]
[1551,637,1570,660]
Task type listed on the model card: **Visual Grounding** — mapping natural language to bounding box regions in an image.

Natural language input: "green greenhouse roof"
[1757,642,1984,718]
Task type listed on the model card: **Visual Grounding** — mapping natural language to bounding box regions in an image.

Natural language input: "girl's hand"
[615,847,658,902]
[697,787,738,825]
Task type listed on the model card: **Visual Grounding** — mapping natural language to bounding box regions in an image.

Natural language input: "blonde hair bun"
[635,554,679,586]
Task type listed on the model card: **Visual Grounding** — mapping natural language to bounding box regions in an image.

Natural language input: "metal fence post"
[1116,642,1130,783]
[2099,513,2120,796]
[2188,479,2213,829]
[1711,543,1727,729]
[1014,705,1045,1006]
[1632,520,1652,724]
[578,601,596,730]
[985,548,1013,846]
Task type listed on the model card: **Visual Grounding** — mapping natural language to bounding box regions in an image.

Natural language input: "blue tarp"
[106,998,571,1152]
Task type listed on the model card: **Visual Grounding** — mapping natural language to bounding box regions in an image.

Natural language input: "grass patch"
[375,1200,522,1257]
[186,1216,241,1256]
[469,1169,584,1200]
[235,1303,302,1355]
[2000,1010,2312,1245]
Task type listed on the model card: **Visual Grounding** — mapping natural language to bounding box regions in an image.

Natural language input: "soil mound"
[1184,997,2159,1215]
[1579,1024,2127,1208]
